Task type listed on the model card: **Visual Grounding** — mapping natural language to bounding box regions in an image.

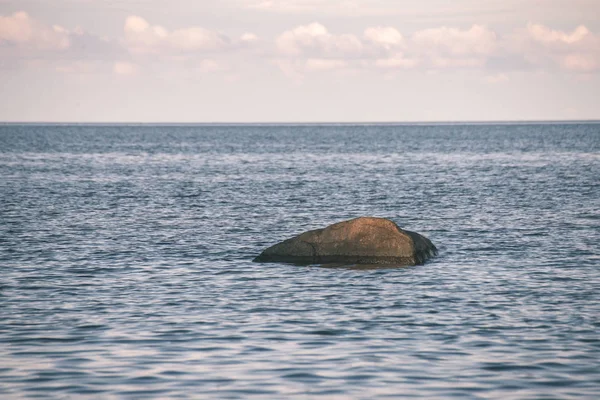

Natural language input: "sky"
[1,0,599,122]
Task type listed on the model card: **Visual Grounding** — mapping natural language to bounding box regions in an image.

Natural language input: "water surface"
[1,123,599,398]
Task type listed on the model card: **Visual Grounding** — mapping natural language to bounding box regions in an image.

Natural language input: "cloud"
[123,15,233,55]
[370,24,498,70]
[0,10,121,74]
[240,32,259,43]
[274,22,365,77]
[0,13,258,75]
[113,61,138,75]
[118,16,261,79]
[273,21,600,76]
[364,27,404,50]
[411,25,497,68]
[0,11,70,50]
[3,12,598,79]
[527,24,590,45]
[512,23,600,72]
[276,22,363,57]
[275,22,499,75]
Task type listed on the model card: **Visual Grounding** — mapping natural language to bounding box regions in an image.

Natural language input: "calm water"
[1,123,599,399]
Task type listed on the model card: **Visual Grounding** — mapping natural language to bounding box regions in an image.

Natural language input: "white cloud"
[170,28,228,51]
[412,24,497,57]
[364,27,404,50]
[113,61,138,75]
[0,11,122,71]
[512,23,600,73]
[372,25,499,70]
[240,32,259,43]
[275,22,500,74]
[124,15,150,34]
[123,15,231,55]
[0,11,71,50]
[3,12,598,79]
[527,23,590,45]
[276,22,363,57]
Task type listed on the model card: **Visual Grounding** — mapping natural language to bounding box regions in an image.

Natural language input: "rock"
[253,217,437,266]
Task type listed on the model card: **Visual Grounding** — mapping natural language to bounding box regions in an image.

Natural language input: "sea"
[0,123,599,399]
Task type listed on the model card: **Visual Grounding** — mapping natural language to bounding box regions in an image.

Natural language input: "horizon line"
[1,119,600,126]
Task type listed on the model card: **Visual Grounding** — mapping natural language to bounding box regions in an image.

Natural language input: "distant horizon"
[2,119,600,126]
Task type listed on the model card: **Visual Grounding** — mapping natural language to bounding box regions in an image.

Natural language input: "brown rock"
[253,217,437,266]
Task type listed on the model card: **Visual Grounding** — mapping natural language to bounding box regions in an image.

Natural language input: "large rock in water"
[253,217,437,266]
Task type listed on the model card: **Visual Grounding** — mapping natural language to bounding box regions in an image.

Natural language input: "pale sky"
[1,0,599,122]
